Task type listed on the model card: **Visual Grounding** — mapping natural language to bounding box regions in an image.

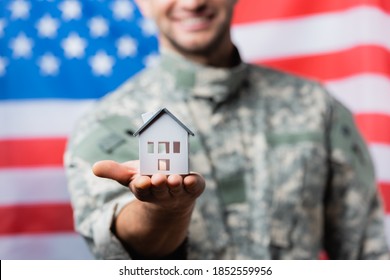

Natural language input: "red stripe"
[0,138,66,168]
[355,114,390,144]
[0,203,74,235]
[233,0,390,25]
[256,45,390,82]
[379,182,390,213]
[1,115,390,169]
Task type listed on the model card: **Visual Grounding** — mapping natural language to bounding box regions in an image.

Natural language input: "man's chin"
[168,39,220,57]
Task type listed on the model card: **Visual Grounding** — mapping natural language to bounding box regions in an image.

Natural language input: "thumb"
[92,160,138,186]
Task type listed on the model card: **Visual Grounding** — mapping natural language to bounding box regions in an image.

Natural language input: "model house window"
[158,142,169,153]
[158,159,170,171]
[147,142,154,153]
[173,141,180,153]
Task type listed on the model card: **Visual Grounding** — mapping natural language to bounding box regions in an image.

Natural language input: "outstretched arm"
[92,160,205,259]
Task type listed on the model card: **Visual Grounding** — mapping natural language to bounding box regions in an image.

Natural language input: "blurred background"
[0,0,389,259]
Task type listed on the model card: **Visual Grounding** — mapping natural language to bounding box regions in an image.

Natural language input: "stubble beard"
[163,15,233,58]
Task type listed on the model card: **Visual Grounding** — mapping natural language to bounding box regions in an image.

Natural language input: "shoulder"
[246,63,330,98]
[243,63,336,128]
[245,63,335,109]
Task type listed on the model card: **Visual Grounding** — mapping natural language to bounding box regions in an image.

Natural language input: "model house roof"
[133,108,195,136]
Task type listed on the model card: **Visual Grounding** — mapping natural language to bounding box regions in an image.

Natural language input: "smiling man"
[65,0,389,259]
[136,0,237,66]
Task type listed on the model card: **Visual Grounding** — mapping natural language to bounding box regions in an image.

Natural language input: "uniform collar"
[159,48,249,103]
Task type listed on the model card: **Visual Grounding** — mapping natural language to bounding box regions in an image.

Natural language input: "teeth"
[181,17,208,27]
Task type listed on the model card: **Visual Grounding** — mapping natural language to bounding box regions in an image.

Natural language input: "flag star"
[0,19,6,37]
[116,36,137,58]
[89,51,115,76]
[8,0,31,20]
[139,18,157,37]
[38,53,60,76]
[59,0,82,21]
[36,14,60,38]
[143,53,160,67]
[9,33,33,58]
[61,32,87,58]
[111,0,134,20]
[0,57,8,76]
[88,16,109,38]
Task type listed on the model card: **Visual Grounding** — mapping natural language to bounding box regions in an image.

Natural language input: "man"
[64,0,389,259]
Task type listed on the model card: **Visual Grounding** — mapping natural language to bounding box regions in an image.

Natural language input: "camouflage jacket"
[64,50,389,259]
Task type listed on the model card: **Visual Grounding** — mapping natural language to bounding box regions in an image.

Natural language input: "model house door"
[158,159,170,171]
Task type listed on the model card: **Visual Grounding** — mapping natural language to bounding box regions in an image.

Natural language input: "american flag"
[0,0,389,259]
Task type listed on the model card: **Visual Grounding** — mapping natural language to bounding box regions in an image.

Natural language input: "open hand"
[92,160,205,211]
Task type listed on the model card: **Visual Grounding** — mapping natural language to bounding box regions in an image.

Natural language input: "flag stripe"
[0,233,93,260]
[1,76,389,139]
[0,100,94,138]
[325,74,390,115]
[233,0,390,24]
[232,6,390,62]
[0,203,74,235]
[379,182,390,213]
[0,168,69,204]
[2,137,390,170]
[258,45,390,81]
[0,138,66,168]
[355,114,390,144]
[0,182,387,237]
[385,215,390,247]
[0,200,387,238]
[370,144,390,183]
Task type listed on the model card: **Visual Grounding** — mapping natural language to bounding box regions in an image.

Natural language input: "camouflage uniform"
[64,49,389,259]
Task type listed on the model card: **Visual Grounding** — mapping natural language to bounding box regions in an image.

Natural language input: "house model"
[134,108,195,175]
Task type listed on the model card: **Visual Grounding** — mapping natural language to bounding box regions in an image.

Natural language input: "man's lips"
[173,13,215,31]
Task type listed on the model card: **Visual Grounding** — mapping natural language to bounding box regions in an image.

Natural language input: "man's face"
[138,0,236,56]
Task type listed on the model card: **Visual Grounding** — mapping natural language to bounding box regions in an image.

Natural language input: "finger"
[130,176,153,201]
[122,160,140,170]
[167,174,184,197]
[150,173,167,186]
[92,160,138,186]
[132,175,152,189]
[183,173,205,196]
[150,173,170,200]
[93,160,138,177]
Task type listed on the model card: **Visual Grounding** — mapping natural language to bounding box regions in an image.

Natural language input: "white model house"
[134,108,195,175]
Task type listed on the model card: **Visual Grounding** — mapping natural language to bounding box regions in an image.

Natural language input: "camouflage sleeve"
[64,114,139,259]
[323,97,389,259]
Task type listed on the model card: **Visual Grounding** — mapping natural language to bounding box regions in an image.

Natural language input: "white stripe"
[0,99,95,138]
[325,74,390,115]
[0,168,70,204]
[2,77,389,137]
[0,233,93,260]
[232,6,390,62]
[370,144,390,183]
[385,215,390,248]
